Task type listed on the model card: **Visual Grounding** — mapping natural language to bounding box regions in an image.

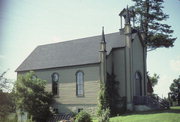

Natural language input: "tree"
[0,70,15,118]
[14,71,53,121]
[148,73,159,87]
[131,0,176,51]
[0,69,12,92]
[147,73,159,95]
[169,76,180,105]
[0,91,15,117]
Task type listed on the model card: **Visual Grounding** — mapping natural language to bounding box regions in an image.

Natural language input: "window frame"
[51,72,59,96]
[76,71,84,97]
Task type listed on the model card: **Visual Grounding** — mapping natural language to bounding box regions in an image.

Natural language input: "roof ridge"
[38,31,120,47]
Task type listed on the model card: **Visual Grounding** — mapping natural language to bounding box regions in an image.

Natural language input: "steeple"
[100,26,106,52]
[99,27,107,83]
[101,27,106,43]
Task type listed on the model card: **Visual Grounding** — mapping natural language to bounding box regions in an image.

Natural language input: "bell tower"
[119,6,133,111]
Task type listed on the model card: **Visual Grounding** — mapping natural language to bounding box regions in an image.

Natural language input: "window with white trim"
[52,73,59,96]
[76,71,84,96]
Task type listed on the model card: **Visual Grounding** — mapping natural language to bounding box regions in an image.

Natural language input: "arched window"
[135,72,142,96]
[76,71,84,96]
[52,73,59,96]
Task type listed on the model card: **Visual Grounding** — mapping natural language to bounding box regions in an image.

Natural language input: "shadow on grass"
[119,106,180,116]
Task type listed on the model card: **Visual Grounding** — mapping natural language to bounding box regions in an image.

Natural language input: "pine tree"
[131,0,176,50]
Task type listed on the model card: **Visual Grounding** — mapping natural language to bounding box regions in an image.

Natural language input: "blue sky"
[0,0,179,97]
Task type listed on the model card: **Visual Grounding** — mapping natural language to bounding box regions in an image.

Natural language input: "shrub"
[98,108,110,122]
[97,82,109,116]
[75,111,92,122]
[15,71,53,121]
[0,113,18,122]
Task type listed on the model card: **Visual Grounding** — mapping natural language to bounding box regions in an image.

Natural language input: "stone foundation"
[134,105,151,111]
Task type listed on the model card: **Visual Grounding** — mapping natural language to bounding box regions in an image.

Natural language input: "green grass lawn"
[94,106,180,122]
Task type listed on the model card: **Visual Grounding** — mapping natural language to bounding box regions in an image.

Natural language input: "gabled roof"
[16,32,126,72]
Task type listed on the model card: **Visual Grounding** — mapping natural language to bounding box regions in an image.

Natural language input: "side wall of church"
[132,35,146,96]
[110,48,126,97]
[18,64,100,115]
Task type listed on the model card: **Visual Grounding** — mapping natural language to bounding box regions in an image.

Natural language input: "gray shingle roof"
[16,32,126,72]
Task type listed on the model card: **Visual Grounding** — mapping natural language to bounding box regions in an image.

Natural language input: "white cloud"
[170,58,180,71]
[154,75,172,98]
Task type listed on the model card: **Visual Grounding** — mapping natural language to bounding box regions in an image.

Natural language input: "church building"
[16,8,148,114]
